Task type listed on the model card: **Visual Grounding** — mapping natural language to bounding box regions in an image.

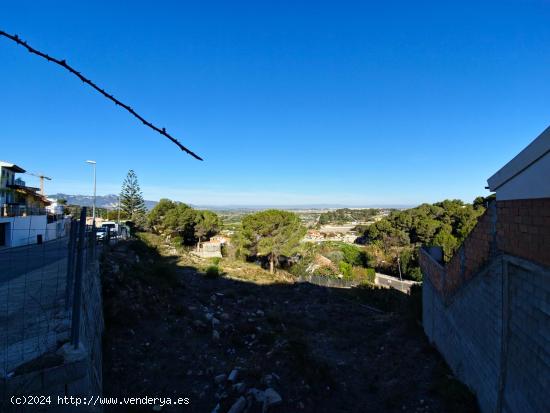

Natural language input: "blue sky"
[1,1,549,206]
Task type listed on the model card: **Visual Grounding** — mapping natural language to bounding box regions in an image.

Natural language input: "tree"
[147,200,222,246]
[194,210,222,250]
[432,225,459,261]
[106,209,128,221]
[148,198,177,231]
[120,170,147,227]
[238,210,306,273]
[163,203,198,245]
[354,197,487,279]
[318,208,380,225]
[412,218,441,244]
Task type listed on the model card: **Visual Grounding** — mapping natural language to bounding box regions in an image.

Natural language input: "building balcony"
[1,204,47,217]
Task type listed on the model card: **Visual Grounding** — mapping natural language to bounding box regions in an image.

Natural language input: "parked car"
[96,227,107,241]
[101,221,118,233]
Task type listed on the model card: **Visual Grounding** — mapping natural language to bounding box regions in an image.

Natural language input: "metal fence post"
[65,219,77,310]
[71,207,87,348]
[92,225,97,259]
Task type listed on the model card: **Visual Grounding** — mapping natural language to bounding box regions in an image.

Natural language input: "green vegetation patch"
[356,197,491,280]
[318,208,381,225]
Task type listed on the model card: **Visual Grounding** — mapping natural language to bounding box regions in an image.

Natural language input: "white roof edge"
[487,126,550,191]
[0,160,26,173]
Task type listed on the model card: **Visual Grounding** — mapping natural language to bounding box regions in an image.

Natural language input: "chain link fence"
[0,207,127,400]
[296,274,361,288]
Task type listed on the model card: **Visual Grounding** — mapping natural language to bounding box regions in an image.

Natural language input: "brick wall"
[421,198,550,413]
[419,204,495,299]
[421,198,550,299]
[496,198,550,268]
[418,250,445,293]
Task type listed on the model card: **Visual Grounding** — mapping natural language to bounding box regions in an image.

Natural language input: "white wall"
[495,151,550,200]
[0,215,48,247]
[45,217,70,241]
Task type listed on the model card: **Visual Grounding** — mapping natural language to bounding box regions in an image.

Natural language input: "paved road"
[0,255,71,376]
[374,272,420,294]
[0,237,69,283]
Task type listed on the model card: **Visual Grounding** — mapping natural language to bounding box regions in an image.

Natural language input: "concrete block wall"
[423,258,503,413]
[1,263,104,412]
[422,252,550,413]
[0,356,91,412]
[502,258,550,413]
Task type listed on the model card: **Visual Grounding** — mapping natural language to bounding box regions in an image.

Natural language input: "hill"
[49,193,158,210]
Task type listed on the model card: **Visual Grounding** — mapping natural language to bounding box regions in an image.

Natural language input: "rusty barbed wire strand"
[0,29,203,161]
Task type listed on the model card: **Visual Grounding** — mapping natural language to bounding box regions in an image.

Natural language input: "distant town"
[1,173,398,251]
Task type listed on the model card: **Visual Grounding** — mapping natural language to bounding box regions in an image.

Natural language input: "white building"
[46,198,65,216]
[0,161,67,248]
[487,125,550,200]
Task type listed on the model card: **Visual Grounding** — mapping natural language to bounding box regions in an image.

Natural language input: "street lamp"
[397,256,403,282]
[85,160,97,224]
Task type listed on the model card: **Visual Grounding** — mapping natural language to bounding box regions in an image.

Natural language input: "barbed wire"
[0,29,203,161]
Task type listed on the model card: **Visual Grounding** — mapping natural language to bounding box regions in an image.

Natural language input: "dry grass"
[139,232,295,285]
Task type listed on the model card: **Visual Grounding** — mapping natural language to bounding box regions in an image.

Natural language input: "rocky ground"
[101,235,478,413]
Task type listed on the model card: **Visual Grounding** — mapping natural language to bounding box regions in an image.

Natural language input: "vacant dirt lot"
[101,236,478,413]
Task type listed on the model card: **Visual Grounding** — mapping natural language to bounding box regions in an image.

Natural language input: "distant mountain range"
[48,194,158,210]
[48,194,413,212]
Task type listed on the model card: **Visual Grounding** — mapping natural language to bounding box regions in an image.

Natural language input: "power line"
[0,29,203,161]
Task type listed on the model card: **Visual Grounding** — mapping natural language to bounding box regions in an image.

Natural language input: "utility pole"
[85,160,97,225]
[397,256,403,282]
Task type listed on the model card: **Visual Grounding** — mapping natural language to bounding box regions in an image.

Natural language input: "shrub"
[338,261,353,279]
[171,235,183,246]
[351,267,376,283]
[340,244,368,266]
[365,268,376,284]
[289,259,311,278]
[325,250,344,263]
[211,257,221,266]
[408,266,423,281]
[205,265,221,278]
[315,265,339,278]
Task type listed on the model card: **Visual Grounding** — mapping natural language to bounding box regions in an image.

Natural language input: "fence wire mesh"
[1,221,71,378]
[0,208,126,400]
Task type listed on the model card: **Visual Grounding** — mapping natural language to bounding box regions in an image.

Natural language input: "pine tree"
[120,170,146,226]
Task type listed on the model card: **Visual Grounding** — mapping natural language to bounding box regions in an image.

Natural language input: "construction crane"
[26,172,52,195]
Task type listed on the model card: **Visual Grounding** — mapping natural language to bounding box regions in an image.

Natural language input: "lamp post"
[85,160,97,225]
[397,256,403,282]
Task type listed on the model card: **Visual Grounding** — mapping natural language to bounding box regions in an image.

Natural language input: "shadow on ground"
[101,238,478,413]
